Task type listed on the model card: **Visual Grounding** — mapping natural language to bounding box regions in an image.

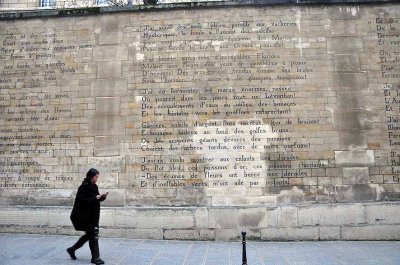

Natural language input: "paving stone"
[0,233,400,265]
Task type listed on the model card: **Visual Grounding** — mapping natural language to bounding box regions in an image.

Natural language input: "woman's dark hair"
[86,168,99,179]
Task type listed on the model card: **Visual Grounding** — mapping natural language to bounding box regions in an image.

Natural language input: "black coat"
[70,179,106,231]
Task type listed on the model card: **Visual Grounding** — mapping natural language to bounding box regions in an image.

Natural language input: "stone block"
[215,228,241,241]
[246,196,277,206]
[95,97,121,116]
[101,228,163,240]
[135,208,194,229]
[334,54,360,72]
[327,37,363,53]
[99,31,124,45]
[238,207,267,228]
[261,227,319,241]
[336,184,378,202]
[47,208,71,226]
[99,208,116,227]
[93,44,128,61]
[87,156,125,173]
[0,207,48,226]
[331,72,368,90]
[195,208,209,228]
[101,189,125,206]
[339,130,367,149]
[164,229,199,240]
[3,225,59,235]
[298,204,365,226]
[209,208,238,229]
[303,177,318,185]
[342,167,369,184]
[97,61,122,78]
[335,150,375,167]
[365,204,400,225]
[341,225,400,240]
[211,196,247,206]
[205,187,246,197]
[91,78,127,97]
[94,136,119,156]
[330,20,357,35]
[89,116,125,136]
[337,91,360,109]
[199,229,215,240]
[27,189,74,206]
[266,207,278,227]
[100,228,133,238]
[114,208,138,227]
[333,110,365,131]
[319,226,341,240]
[277,206,298,228]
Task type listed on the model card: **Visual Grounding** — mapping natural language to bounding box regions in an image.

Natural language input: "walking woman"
[67,168,108,265]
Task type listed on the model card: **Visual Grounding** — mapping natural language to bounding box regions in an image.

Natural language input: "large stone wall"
[0,2,400,240]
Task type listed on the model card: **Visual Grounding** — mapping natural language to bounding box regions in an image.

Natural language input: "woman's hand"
[96,192,108,200]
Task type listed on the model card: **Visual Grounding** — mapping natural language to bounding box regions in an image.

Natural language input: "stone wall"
[0,2,400,240]
[1,203,400,240]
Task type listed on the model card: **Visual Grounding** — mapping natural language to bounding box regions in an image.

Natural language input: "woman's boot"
[67,234,89,260]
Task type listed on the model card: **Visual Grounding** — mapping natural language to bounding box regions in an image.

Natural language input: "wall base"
[1,202,399,241]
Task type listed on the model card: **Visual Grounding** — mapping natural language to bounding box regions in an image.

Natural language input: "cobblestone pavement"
[0,233,399,265]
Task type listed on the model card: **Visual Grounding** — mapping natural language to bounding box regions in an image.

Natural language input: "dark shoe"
[67,247,77,260]
[91,258,105,264]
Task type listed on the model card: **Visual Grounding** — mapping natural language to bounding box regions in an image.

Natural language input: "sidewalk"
[0,233,399,265]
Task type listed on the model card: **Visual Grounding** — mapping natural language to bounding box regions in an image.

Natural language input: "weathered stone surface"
[209,208,238,229]
[215,228,241,241]
[331,20,357,35]
[336,185,378,202]
[199,229,215,241]
[93,45,128,61]
[95,97,121,116]
[334,54,360,72]
[101,228,164,239]
[113,208,138,227]
[238,207,267,228]
[164,229,199,240]
[89,116,125,135]
[0,3,399,241]
[342,167,369,185]
[327,37,363,53]
[298,204,365,226]
[335,151,375,167]
[91,78,127,97]
[0,208,48,226]
[319,226,341,240]
[341,225,400,240]
[94,136,119,156]
[135,208,194,229]
[365,204,400,225]
[331,72,369,90]
[277,206,298,228]
[89,155,124,169]
[194,208,209,228]
[101,189,125,206]
[261,227,319,241]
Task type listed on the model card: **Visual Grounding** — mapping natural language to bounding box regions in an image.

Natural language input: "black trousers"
[71,228,97,259]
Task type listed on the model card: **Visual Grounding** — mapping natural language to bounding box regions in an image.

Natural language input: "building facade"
[0,0,400,240]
